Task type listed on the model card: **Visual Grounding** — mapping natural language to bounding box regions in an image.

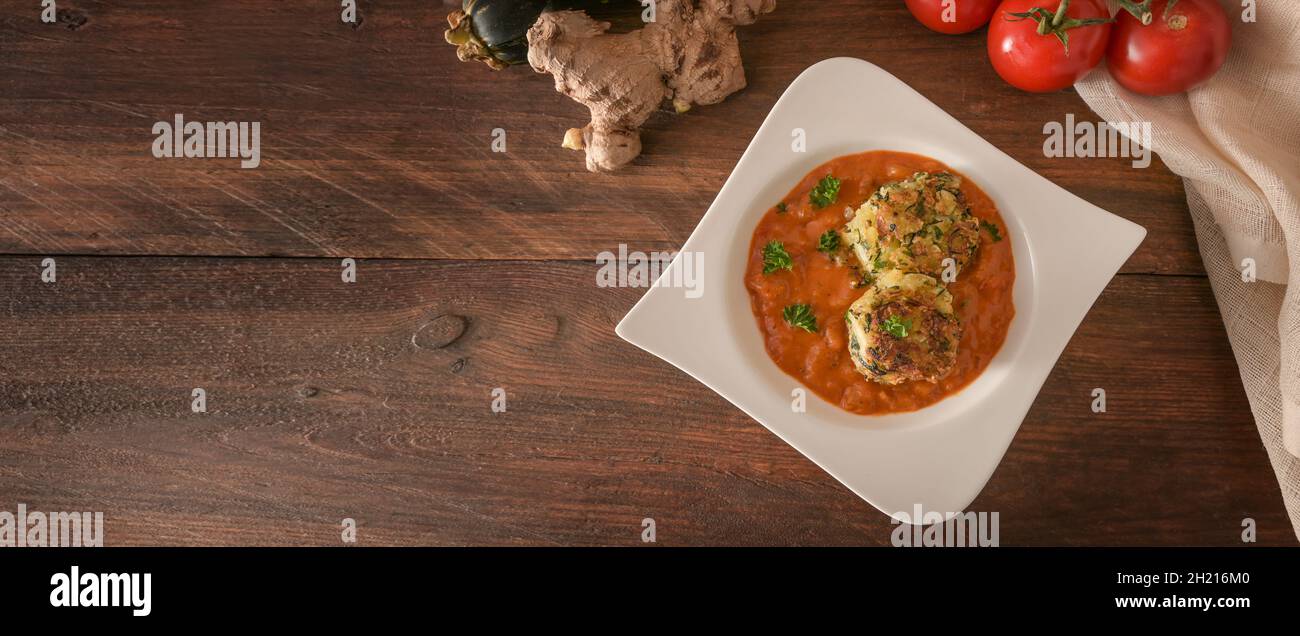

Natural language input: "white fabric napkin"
[1074,0,1300,539]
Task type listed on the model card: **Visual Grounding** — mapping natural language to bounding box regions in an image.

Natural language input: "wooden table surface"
[1,1,1293,546]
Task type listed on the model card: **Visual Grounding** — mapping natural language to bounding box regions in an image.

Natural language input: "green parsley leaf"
[776,202,787,214]
[762,240,793,274]
[817,229,840,254]
[809,174,841,208]
[980,219,1003,243]
[783,303,818,333]
[880,315,913,339]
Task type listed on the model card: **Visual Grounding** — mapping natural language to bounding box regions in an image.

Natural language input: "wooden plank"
[0,1,1198,273]
[0,257,1290,545]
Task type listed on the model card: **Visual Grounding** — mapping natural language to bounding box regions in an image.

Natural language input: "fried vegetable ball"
[841,171,981,282]
[845,270,961,385]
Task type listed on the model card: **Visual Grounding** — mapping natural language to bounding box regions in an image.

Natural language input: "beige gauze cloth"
[1074,0,1300,540]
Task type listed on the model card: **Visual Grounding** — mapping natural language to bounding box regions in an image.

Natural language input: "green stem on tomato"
[1011,0,1114,55]
[1052,0,1070,28]
[1038,0,1070,34]
[1116,0,1155,25]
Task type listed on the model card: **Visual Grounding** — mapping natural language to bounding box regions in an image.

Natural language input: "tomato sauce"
[744,151,1016,415]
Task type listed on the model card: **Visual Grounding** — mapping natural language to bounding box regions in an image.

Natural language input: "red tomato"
[987,0,1113,93]
[905,0,1000,34]
[1107,0,1231,96]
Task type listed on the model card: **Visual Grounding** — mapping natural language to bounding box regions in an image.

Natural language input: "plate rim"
[616,57,1147,520]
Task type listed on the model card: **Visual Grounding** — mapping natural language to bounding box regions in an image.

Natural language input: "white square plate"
[616,57,1146,520]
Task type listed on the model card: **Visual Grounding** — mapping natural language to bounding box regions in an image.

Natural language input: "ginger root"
[527,0,775,172]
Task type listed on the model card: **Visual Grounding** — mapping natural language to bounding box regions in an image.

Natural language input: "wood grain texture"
[0,0,1286,546]
[0,0,1198,273]
[0,258,1292,545]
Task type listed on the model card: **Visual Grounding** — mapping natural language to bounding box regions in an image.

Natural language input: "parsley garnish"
[809,174,841,208]
[761,240,793,274]
[817,229,840,254]
[783,303,818,333]
[776,202,787,213]
[980,219,1003,242]
[880,315,913,339]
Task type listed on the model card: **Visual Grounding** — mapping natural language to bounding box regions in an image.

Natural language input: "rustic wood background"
[0,1,1292,545]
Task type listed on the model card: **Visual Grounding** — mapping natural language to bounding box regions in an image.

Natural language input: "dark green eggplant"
[445,0,642,70]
